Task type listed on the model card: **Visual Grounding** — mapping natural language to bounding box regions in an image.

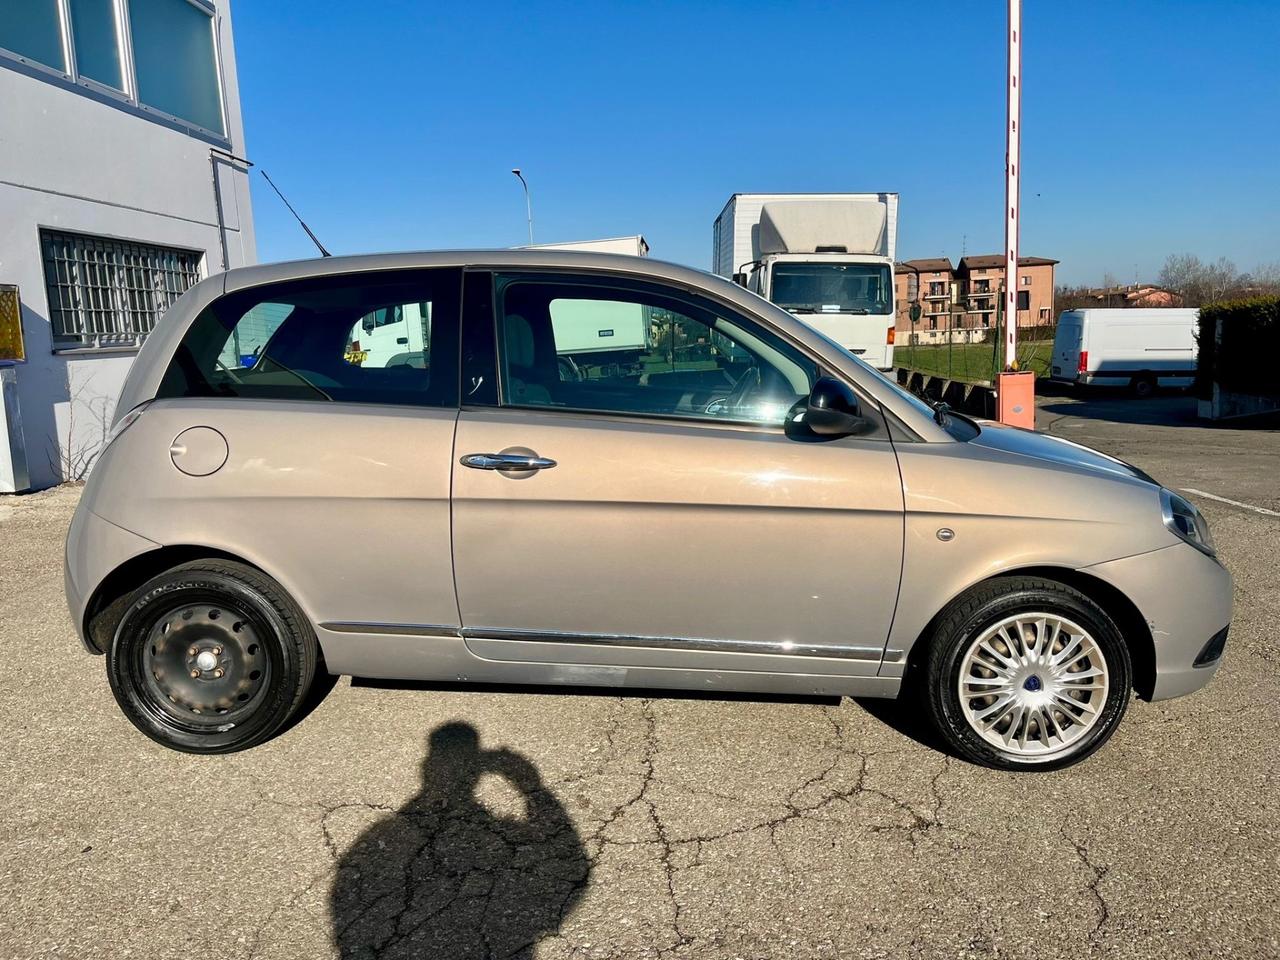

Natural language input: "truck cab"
[748,254,894,369]
[715,195,898,371]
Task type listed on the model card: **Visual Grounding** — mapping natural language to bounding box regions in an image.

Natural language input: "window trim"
[155,266,463,409]
[0,0,230,144]
[469,268,888,439]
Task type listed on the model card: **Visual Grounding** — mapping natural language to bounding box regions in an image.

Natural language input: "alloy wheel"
[957,613,1109,762]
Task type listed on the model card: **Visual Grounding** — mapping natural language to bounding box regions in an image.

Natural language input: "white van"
[1050,308,1198,397]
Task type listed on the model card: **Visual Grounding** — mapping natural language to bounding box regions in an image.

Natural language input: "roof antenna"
[260,170,331,257]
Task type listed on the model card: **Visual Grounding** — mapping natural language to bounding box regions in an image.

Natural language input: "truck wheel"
[1130,374,1156,399]
[106,560,318,754]
[924,577,1132,771]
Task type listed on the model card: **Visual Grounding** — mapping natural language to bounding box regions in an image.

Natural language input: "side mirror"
[732,272,748,287]
[805,377,865,437]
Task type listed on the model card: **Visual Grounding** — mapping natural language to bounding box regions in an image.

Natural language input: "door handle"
[460,453,557,471]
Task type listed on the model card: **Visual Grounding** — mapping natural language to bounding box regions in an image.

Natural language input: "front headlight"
[1160,488,1216,556]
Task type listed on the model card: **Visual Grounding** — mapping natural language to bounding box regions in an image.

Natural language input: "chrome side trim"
[467,626,884,661]
[320,622,460,638]
[320,622,886,662]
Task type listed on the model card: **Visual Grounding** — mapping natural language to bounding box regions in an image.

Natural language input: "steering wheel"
[703,365,761,416]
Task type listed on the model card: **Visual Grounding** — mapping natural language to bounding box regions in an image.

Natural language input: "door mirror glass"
[804,377,867,437]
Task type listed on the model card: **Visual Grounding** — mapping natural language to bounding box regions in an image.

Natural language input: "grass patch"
[897,339,1054,383]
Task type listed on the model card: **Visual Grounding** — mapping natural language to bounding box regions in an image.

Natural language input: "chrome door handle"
[460,453,557,471]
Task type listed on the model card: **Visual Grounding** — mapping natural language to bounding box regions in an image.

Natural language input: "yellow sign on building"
[0,285,24,362]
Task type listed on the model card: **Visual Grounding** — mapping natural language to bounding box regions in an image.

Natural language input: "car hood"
[969,420,1157,485]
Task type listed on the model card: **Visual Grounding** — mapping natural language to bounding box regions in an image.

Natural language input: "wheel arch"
[901,565,1156,700]
[83,545,272,654]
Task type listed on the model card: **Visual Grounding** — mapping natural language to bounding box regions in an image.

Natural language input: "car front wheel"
[106,559,318,754]
[925,577,1132,771]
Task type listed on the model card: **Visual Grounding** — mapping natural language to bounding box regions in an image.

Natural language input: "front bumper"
[1083,543,1233,700]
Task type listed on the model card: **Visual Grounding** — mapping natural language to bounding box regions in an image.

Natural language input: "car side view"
[64,250,1232,770]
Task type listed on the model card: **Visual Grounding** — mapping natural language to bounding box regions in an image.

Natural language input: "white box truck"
[527,236,651,356]
[712,193,899,369]
[1049,308,1199,397]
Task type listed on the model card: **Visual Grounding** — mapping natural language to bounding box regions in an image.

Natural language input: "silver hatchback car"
[65,251,1231,769]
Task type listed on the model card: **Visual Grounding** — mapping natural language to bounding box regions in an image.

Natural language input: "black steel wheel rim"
[135,596,273,729]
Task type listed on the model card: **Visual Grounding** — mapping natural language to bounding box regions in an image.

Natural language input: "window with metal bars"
[40,229,203,347]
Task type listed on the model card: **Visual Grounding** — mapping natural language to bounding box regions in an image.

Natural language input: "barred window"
[40,229,203,347]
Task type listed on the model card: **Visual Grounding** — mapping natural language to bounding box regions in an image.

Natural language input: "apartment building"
[0,0,255,492]
[894,254,1058,344]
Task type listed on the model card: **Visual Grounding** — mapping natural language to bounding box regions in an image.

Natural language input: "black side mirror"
[732,272,748,287]
[805,377,866,437]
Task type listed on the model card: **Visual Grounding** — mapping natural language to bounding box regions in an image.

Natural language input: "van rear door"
[1052,313,1083,381]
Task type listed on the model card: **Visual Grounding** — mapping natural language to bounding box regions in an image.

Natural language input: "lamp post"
[511,168,533,245]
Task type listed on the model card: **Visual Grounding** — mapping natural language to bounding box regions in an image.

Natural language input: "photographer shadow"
[331,722,587,959]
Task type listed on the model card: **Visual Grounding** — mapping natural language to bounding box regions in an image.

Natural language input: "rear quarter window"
[156,268,461,407]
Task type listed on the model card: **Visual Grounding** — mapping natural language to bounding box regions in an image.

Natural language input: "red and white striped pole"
[1004,0,1021,371]
[996,0,1035,427]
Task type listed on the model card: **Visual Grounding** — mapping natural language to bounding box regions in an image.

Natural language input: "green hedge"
[1196,295,1280,400]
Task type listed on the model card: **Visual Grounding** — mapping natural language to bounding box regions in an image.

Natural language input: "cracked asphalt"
[1,391,1277,959]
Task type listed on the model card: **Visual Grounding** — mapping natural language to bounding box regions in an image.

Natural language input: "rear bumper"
[1083,543,1232,701]
[65,505,160,654]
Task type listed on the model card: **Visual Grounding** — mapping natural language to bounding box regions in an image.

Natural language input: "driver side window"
[495,275,817,427]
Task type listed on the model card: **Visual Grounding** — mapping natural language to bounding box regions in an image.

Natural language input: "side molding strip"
[319,622,885,662]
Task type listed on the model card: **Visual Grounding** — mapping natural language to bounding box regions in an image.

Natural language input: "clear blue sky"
[233,0,1280,286]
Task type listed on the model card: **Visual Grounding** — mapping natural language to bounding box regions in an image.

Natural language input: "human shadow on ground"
[330,722,587,959]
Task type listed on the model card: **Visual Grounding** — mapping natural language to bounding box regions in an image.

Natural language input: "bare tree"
[1159,253,1206,305]
[49,369,115,482]
[1202,257,1240,305]
[1250,261,1280,295]
[1159,253,1246,306]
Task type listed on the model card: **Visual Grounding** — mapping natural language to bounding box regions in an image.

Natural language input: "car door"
[451,269,904,678]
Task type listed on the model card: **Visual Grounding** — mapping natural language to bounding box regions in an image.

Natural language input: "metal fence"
[900,310,1057,384]
[40,229,202,347]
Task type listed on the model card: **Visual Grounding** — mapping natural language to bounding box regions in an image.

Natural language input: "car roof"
[224,249,718,294]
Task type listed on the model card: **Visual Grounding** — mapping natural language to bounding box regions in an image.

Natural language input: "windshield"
[770,262,892,315]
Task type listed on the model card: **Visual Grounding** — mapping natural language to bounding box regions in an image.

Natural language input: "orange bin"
[996,370,1036,429]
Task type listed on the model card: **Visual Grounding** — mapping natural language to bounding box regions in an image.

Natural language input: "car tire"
[1130,374,1156,399]
[924,577,1132,771]
[106,559,318,754]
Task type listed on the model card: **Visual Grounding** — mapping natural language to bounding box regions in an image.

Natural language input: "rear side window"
[157,268,461,407]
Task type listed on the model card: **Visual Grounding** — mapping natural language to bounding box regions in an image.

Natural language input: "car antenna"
[260,170,331,257]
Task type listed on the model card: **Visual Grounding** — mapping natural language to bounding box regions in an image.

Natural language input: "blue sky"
[233,0,1280,286]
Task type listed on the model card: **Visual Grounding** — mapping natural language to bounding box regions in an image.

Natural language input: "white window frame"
[0,0,229,143]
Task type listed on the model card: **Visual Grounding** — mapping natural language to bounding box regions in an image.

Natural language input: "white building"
[0,0,256,492]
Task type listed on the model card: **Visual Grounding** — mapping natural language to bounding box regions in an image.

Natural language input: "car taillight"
[1078,350,1088,373]
[886,326,896,345]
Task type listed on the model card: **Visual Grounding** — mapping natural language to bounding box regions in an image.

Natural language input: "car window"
[157,269,460,407]
[494,275,818,427]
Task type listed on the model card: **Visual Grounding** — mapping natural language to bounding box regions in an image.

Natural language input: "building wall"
[0,0,255,492]
[894,265,956,341]
[894,259,1057,346]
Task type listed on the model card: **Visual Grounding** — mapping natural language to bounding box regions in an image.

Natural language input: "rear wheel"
[924,578,1131,771]
[106,560,317,754]
[1130,373,1156,398]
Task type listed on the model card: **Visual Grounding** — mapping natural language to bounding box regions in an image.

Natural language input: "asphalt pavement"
[1,391,1276,959]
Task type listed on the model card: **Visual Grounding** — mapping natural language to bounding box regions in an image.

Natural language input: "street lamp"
[511,168,533,245]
